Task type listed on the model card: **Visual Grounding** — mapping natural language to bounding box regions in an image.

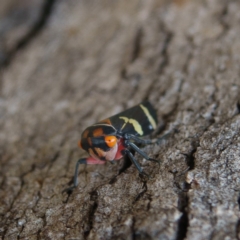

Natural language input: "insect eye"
[105,136,117,148]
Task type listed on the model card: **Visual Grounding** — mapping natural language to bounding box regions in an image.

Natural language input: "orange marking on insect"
[87,137,92,146]
[105,136,117,148]
[93,128,104,137]
[78,140,82,149]
[99,118,111,125]
[95,148,106,158]
[82,129,89,138]
[88,148,99,160]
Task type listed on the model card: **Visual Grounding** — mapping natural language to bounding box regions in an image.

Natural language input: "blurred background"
[1,0,240,239]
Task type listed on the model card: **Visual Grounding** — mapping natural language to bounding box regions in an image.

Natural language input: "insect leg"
[126,141,160,165]
[73,157,105,187]
[63,157,105,194]
[72,158,86,188]
[122,149,149,177]
[155,131,174,144]
[118,151,133,175]
[125,129,176,145]
[124,133,153,145]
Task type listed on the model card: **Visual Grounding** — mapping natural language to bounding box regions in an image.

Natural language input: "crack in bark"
[236,192,240,239]
[236,220,240,240]
[182,36,194,76]
[154,32,194,136]
[237,102,240,114]
[143,26,173,101]
[216,2,230,40]
[131,28,143,63]
[84,190,98,239]
[175,192,189,240]
[133,227,152,240]
[37,228,42,240]
[133,233,152,240]
[131,217,136,240]
[155,76,184,137]
[157,29,173,75]
[238,193,240,211]
[182,143,198,171]
[133,180,148,204]
[170,159,191,227]
[117,21,173,109]
[173,99,239,240]
[1,0,56,68]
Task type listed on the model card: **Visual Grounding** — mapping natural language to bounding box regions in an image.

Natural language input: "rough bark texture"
[1,0,240,239]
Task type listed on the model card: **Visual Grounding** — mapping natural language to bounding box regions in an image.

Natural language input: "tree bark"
[1,0,240,239]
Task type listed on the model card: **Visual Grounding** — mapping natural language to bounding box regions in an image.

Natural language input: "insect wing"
[107,101,158,136]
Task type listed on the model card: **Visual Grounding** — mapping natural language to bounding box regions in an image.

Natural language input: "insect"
[67,101,160,192]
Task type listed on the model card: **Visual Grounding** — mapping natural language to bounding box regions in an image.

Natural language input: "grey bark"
[0,0,240,239]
